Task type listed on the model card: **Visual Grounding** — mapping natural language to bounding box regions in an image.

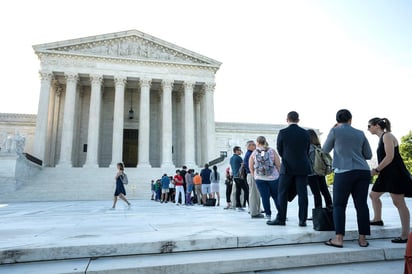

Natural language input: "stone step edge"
[0,233,403,265]
[0,239,406,274]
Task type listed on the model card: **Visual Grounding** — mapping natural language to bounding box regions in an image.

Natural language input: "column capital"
[139,78,152,89]
[202,82,215,92]
[114,76,127,86]
[161,79,174,90]
[90,74,103,86]
[184,81,195,90]
[39,71,53,82]
[64,72,79,83]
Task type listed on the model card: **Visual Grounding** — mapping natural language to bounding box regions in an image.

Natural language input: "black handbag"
[205,198,216,206]
[312,207,334,231]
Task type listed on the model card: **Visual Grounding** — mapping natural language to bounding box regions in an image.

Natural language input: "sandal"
[324,238,343,248]
[358,240,369,247]
[391,237,408,243]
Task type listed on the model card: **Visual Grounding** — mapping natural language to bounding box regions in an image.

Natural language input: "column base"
[161,163,175,169]
[55,161,73,168]
[184,161,197,169]
[137,163,152,168]
[83,163,99,168]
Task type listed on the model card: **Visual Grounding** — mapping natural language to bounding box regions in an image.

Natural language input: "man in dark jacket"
[230,146,249,211]
[268,111,311,227]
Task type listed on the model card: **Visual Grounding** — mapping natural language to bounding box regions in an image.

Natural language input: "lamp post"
[128,89,134,119]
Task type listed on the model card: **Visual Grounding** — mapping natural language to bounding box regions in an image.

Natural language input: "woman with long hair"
[368,117,412,243]
[307,129,333,210]
[112,162,131,209]
[210,165,221,206]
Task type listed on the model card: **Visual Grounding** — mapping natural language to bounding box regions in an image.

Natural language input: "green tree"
[400,131,412,172]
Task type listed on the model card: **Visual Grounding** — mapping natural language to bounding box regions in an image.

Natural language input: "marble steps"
[0,168,162,202]
[0,223,403,264]
[0,239,405,274]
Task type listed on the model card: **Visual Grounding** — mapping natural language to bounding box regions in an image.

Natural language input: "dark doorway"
[123,129,138,167]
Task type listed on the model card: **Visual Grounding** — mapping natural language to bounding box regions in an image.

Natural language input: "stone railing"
[15,154,42,189]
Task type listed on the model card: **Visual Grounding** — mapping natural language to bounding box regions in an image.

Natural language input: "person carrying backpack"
[249,136,281,220]
[307,129,333,210]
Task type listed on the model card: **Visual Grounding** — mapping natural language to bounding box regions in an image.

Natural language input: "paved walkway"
[0,193,410,273]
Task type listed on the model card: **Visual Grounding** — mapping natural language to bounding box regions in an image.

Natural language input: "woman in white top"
[249,136,281,219]
[210,165,221,206]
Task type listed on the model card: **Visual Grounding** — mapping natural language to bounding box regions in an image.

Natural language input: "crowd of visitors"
[138,109,412,248]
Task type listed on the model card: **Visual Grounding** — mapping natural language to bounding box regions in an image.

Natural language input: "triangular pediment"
[33,30,221,68]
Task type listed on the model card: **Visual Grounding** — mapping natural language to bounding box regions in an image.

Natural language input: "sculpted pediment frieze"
[39,34,216,66]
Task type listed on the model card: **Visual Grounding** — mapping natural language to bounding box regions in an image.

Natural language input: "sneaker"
[265,215,271,220]
[236,207,245,212]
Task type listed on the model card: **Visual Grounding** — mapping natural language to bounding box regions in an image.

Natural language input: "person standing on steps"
[368,117,412,244]
[268,111,311,227]
[210,165,221,206]
[112,162,131,209]
[230,146,249,211]
[307,129,333,210]
[249,136,281,220]
[323,109,372,248]
[244,140,264,218]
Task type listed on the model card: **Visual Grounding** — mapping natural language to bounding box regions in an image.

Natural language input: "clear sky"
[1,0,411,149]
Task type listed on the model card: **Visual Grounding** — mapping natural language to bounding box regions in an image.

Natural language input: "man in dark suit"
[267,111,311,227]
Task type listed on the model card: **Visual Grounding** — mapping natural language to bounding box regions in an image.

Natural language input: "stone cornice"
[0,113,37,124]
[38,53,220,73]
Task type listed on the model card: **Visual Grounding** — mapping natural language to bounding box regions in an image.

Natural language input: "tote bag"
[312,207,334,231]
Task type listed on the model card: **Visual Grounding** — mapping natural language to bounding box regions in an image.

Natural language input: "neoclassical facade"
[32,30,221,168]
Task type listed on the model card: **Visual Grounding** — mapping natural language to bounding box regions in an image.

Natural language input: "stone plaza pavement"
[0,193,409,274]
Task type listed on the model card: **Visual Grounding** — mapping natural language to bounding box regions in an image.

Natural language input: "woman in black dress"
[368,118,412,243]
[112,162,131,209]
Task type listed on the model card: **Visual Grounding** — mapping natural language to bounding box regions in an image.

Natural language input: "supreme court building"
[32,30,221,169]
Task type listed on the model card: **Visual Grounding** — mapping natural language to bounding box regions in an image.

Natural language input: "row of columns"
[34,71,215,168]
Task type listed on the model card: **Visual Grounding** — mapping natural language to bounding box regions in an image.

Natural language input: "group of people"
[228,110,412,248]
[149,165,222,206]
[111,109,412,248]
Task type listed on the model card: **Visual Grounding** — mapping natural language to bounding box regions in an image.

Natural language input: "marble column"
[199,91,207,165]
[49,85,62,166]
[84,75,103,168]
[203,83,217,162]
[160,80,174,168]
[194,94,202,166]
[110,76,127,167]
[137,78,152,168]
[33,71,53,163]
[57,73,79,167]
[183,81,196,167]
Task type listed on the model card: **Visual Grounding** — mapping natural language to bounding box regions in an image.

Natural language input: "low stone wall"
[14,155,42,189]
[0,156,17,195]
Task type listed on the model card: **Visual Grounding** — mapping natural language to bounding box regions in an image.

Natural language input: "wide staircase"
[0,197,408,273]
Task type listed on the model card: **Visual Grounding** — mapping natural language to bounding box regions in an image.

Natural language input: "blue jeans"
[333,170,371,236]
[256,178,279,216]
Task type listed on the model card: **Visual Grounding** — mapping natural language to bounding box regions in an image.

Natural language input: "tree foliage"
[400,131,412,172]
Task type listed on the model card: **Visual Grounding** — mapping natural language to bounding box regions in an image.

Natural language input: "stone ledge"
[0,240,405,274]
